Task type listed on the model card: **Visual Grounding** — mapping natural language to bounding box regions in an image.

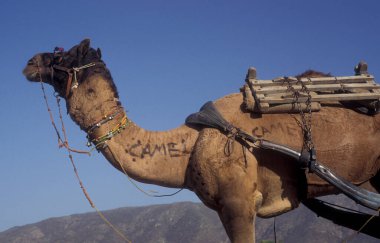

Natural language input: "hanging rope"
[37,58,183,239]
[37,61,132,243]
[105,144,184,198]
[282,78,380,241]
[273,217,277,243]
[343,207,380,243]
[282,77,314,151]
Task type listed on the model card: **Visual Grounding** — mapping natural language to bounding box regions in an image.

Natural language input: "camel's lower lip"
[23,67,39,81]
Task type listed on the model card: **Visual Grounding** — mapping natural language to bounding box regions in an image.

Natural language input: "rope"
[224,128,239,156]
[72,63,97,89]
[310,199,379,242]
[273,217,277,243]
[283,77,314,151]
[87,120,184,197]
[55,95,91,155]
[106,144,184,198]
[317,199,374,215]
[37,58,184,241]
[343,207,380,243]
[282,77,380,241]
[85,112,184,198]
[37,61,132,243]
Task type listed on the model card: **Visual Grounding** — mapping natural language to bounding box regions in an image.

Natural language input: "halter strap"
[52,62,101,98]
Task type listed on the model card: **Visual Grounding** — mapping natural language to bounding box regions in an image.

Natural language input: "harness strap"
[65,73,74,98]
[186,101,380,211]
[52,62,99,98]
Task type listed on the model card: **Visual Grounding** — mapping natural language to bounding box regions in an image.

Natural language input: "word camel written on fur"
[125,139,189,160]
[252,122,300,138]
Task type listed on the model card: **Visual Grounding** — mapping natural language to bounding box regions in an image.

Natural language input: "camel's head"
[23,39,103,97]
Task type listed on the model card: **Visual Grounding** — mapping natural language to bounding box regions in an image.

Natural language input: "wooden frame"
[243,63,380,114]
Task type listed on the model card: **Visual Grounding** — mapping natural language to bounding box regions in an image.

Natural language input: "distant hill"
[0,196,378,243]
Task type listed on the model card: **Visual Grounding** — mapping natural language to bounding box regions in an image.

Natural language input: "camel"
[23,39,380,243]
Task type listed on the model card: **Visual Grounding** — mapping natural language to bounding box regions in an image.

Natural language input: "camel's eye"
[54,56,63,64]
[43,58,52,66]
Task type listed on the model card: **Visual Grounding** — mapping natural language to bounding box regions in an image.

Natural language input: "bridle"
[45,47,129,149]
[50,47,102,98]
[52,62,97,98]
[35,51,133,243]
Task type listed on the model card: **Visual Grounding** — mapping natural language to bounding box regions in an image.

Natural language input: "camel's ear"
[97,48,102,59]
[78,38,91,56]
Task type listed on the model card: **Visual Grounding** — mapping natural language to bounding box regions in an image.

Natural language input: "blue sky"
[1,0,380,232]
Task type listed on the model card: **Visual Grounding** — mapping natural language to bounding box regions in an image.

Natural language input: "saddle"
[185,101,380,210]
[186,62,380,220]
[241,61,380,115]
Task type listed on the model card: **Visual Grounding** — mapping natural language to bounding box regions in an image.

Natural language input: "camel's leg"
[217,198,257,243]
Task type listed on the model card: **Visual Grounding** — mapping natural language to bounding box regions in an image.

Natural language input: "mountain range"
[0,195,378,243]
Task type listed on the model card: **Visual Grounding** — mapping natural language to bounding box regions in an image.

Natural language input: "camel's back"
[214,92,380,184]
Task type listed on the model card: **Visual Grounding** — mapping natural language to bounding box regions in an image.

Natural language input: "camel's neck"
[67,74,122,131]
[103,122,198,188]
[66,73,199,188]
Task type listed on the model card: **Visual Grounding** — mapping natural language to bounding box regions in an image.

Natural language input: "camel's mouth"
[23,59,41,82]
[23,66,39,81]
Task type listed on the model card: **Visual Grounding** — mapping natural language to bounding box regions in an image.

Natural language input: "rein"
[35,51,181,241]
[36,60,132,243]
